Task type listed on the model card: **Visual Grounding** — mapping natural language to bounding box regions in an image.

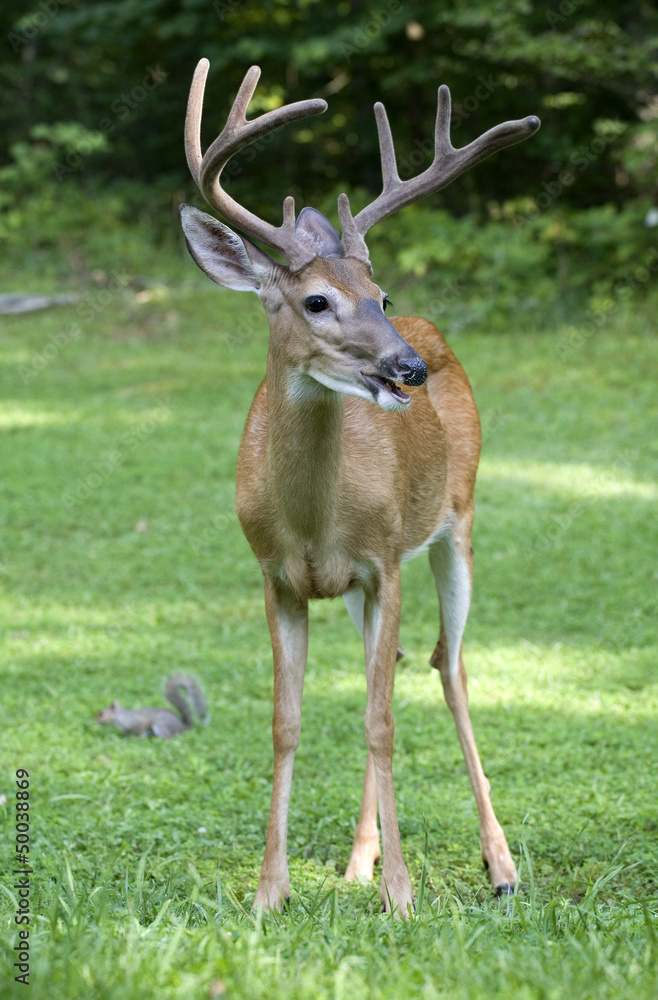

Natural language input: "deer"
[180,57,540,916]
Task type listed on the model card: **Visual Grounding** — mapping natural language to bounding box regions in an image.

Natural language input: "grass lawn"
[0,245,656,999]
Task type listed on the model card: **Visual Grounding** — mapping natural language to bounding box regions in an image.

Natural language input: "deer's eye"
[305,295,328,313]
[383,295,393,312]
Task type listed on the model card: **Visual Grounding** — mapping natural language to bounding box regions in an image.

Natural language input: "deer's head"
[180,61,539,412]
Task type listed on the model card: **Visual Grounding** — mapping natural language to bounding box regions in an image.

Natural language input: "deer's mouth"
[360,373,411,409]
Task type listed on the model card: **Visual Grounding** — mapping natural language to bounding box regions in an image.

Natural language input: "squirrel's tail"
[164,674,209,728]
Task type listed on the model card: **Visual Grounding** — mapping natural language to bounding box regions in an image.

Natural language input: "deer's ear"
[180,205,278,292]
[295,207,345,258]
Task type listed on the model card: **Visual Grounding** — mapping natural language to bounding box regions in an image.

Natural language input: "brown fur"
[180,58,540,914]
[236,315,479,600]
[181,222,517,917]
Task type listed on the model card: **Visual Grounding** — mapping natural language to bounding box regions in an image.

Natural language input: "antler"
[185,59,328,271]
[339,85,540,260]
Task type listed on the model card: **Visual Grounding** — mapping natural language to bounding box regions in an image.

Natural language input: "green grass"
[0,246,657,999]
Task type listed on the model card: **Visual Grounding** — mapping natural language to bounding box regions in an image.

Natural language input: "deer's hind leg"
[429,521,517,894]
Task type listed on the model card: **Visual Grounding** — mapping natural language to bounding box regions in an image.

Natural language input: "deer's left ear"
[294,207,345,259]
[180,205,278,292]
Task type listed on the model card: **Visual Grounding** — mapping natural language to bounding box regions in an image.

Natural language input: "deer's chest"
[237,490,389,600]
[235,392,406,598]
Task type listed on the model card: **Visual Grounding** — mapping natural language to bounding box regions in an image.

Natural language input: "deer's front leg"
[363,570,414,917]
[254,577,308,912]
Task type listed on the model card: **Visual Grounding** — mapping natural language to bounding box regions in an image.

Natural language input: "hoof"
[381,900,416,915]
[482,847,517,895]
[345,834,381,882]
[380,881,415,919]
[253,881,290,913]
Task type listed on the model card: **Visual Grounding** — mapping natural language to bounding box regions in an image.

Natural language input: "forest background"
[2,0,658,328]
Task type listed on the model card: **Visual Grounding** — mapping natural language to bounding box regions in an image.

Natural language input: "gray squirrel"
[95,675,208,738]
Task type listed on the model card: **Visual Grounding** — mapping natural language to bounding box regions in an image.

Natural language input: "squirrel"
[95,674,208,738]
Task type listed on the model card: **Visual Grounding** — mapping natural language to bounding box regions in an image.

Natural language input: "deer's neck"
[265,356,345,540]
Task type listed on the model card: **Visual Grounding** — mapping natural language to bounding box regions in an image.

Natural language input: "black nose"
[396,355,428,387]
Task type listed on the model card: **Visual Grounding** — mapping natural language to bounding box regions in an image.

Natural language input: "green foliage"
[2,0,658,325]
[0,131,182,282]
[4,175,658,332]
[1,4,657,993]
[369,204,557,331]
[0,238,657,997]
[1,0,657,214]
[2,2,658,327]
[0,122,130,245]
[343,194,658,331]
[0,136,112,254]
[0,123,104,203]
[1,859,657,999]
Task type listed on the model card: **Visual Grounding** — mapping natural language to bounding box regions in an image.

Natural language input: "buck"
[180,58,540,915]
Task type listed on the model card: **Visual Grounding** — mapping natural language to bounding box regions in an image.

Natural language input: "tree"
[1,0,656,217]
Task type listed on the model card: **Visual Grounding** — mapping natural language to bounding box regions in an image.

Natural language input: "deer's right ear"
[180,205,276,292]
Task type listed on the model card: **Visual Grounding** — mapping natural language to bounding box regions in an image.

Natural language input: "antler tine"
[337,193,371,267]
[434,85,453,158]
[352,86,540,237]
[337,102,399,264]
[184,57,210,185]
[185,59,328,271]
[373,103,400,192]
[225,65,262,130]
